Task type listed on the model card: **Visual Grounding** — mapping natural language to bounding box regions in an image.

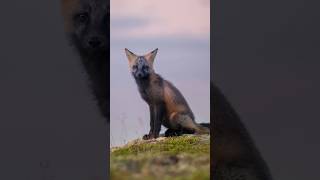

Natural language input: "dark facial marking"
[132,57,150,79]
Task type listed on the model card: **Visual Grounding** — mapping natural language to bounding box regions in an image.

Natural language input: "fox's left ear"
[144,48,158,63]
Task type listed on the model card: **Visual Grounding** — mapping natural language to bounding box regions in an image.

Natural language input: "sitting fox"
[125,48,210,140]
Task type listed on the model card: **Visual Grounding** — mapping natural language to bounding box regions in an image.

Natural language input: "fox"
[125,48,210,140]
[212,83,273,180]
[60,0,109,121]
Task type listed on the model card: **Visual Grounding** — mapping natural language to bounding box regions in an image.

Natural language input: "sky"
[110,0,210,147]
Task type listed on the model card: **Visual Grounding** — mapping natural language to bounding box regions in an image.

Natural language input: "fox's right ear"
[125,48,137,62]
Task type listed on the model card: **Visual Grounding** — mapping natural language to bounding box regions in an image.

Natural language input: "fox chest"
[138,86,164,104]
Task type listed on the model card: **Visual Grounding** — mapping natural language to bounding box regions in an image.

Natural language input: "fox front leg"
[143,105,163,140]
[143,106,155,140]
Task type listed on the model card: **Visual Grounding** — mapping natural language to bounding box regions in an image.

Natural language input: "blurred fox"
[212,83,273,180]
[61,0,109,121]
[125,48,210,140]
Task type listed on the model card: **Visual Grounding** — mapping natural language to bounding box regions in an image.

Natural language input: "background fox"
[212,83,273,180]
[61,0,109,121]
[125,48,210,140]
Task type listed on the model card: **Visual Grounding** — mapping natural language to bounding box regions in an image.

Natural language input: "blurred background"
[214,0,320,179]
[0,1,107,179]
[110,0,210,147]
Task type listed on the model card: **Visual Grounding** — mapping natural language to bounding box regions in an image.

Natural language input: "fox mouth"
[86,45,106,53]
[83,46,107,58]
[133,72,149,79]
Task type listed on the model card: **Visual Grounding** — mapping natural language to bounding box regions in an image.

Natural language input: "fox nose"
[88,37,102,48]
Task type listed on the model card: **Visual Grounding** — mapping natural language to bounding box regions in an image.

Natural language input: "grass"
[110,135,210,180]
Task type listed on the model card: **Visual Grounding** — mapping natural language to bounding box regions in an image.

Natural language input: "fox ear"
[144,48,158,63]
[125,48,137,62]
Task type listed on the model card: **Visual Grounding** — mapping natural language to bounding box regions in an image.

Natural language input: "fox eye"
[77,13,89,23]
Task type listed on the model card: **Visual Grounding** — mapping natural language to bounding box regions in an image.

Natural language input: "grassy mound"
[111,135,210,180]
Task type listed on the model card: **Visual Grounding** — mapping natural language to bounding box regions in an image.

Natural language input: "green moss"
[112,135,209,156]
[111,135,210,180]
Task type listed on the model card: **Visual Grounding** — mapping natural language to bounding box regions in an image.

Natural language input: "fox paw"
[143,134,153,140]
[143,133,159,140]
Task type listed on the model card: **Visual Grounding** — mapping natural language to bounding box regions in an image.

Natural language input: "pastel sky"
[111,0,210,39]
[110,0,210,147]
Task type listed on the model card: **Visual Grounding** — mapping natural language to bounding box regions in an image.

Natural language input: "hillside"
[110,134,210,180]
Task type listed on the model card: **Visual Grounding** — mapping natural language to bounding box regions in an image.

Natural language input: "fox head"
[125,48,158,79]
[61,0,108,56]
